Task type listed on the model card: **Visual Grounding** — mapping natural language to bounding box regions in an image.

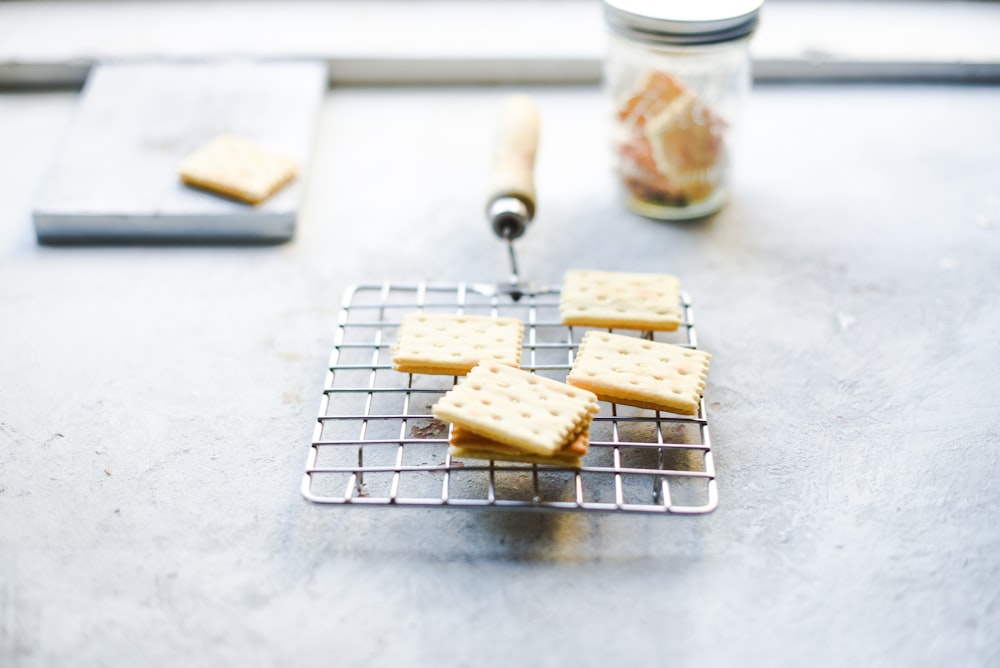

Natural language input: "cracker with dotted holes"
[567,331,711,415]
[560,269,682,331]
[391,313,524,376]
[432,361,599,456]
[179,134,298,205]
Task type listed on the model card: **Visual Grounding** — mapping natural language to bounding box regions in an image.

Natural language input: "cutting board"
[33,60,327,243]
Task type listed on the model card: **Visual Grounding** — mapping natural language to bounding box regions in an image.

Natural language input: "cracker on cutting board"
[179,134,298,205]
[432,361,599,458]
[391,313,524,376]
[567,331,710,415]
[560,269,683,331]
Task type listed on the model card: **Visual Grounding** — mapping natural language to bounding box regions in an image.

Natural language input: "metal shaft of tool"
[506,236,520,286]
[487,194,529,299]
[490,195,528,288]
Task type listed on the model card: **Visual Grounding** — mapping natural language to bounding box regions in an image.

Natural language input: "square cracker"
[432,361,599,456]
[179,134,298,205]
[567,331,710,416]
[391,313,524,376]
[560,269,682,331]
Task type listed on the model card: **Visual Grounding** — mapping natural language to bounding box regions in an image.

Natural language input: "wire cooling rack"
[302,281,717,514]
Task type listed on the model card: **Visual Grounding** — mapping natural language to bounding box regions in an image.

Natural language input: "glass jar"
[603,0,763,220]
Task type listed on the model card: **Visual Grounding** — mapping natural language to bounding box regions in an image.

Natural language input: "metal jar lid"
[603,0,763,46]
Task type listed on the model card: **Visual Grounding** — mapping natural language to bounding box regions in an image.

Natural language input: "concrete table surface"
[1,85,997,667]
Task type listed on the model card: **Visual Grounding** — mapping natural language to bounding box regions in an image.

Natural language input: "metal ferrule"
[488,195,531,241]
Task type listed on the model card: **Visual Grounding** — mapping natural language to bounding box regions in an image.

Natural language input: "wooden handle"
[488,95,539,220]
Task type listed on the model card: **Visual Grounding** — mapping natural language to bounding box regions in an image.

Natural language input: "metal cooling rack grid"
[302,282,717,514]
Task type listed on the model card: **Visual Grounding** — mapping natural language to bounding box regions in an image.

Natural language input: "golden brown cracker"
[560,269,683,331]
[179,134,297,205]
[391,313,523,375]
[448,426,589,468]
[567,331,710,415]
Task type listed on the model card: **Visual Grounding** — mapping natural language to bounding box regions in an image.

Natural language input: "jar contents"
[615,70,727,215]
[602,0,761,220]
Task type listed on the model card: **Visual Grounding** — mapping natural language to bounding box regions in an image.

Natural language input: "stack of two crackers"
[434,362,601,468]
[390,269,712,468]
